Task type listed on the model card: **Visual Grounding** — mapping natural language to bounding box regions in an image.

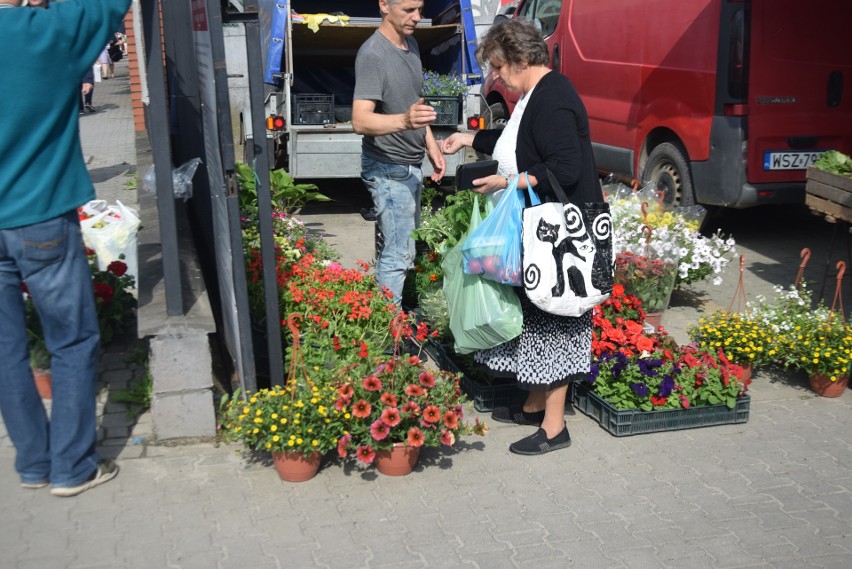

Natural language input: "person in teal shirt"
[0,0,130,497]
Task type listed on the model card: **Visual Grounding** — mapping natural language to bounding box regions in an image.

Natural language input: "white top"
[489,86,535,203]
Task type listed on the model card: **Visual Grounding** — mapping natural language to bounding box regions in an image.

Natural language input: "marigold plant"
[688,310,772,367]
[220,380,347,455]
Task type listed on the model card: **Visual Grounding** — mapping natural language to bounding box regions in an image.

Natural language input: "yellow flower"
[296,438,303,445]
[270,425,278,432]
[312,440,319,446]
[272,435,280,442]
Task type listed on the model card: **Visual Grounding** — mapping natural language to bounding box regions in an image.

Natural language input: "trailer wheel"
[644,142,695,207]
[487,101,508,129]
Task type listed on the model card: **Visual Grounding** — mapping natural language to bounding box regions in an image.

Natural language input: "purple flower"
[658,375,675,398]
[630,382,649,397]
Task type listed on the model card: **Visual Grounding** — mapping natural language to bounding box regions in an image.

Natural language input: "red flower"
[358,341,369,358]
[422,405,441,423]
[407,427,424,447]
[418,371,435,388]
[679,395,691,409]
[362,375,382,392]
[370,420,390,441]
[402,401,421,416]
[337,384,354,399]
[337,434,351,458]
[93,282,114,304]
[407,355,421,366]
[380,407,401,427]
[405,384,425,397]
[380,392,398,407]
[650,395,667,406]
[443,410,459,429]
[352,399,372,419]
[440,430,455,446]
[355,445,376,464]
[106,260,128,277]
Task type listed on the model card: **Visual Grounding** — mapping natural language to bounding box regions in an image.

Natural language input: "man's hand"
[81,83,93,95]
[403,98,437,130]
[427,144,446,183]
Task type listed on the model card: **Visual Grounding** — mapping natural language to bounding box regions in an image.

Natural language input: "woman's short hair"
[475,19,550,70]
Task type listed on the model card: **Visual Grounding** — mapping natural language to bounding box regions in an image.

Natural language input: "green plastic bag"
[442,195,523,354]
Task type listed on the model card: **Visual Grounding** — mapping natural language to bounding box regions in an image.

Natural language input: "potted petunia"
[334,315,487,475]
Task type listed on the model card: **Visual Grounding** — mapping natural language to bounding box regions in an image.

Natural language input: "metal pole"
[140,0,184,316]
[244,0,285,386]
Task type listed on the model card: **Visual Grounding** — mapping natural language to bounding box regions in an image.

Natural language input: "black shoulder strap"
[545,168,571,204]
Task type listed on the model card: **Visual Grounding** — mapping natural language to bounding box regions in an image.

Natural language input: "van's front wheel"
[644,142,695,207]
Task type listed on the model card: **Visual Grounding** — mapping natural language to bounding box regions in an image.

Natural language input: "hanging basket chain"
[728,255,748,314]
[829,261,846,325]
[794,248,811,290]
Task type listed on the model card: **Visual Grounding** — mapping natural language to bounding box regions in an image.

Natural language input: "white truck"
[235,0,494,181]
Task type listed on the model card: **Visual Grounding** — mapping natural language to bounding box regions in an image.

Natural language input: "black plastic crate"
[572,382,750,437]
[424,95,462,126]
[292,93,334,125]
[422,340,525,412]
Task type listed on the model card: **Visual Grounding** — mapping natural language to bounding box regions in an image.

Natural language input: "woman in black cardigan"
[441,18,601,455]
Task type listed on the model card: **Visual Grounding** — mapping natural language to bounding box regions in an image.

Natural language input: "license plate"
[763,150,826,170]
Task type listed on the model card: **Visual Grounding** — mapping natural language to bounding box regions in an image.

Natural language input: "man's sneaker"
[84,104,96,113]
[509,426,571,455]
[21,481,49,490]
[50,460,118,497]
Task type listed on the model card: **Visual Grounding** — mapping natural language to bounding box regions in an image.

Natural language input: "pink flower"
[381,407,401,427]
[440,430,455,446]
[337,434,351,458]
[356,445,376,464]
[407,427,424,447]
[418,371,436,387]
[370,420,389,441]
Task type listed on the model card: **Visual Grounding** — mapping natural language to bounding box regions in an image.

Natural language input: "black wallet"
[455,160,499,190]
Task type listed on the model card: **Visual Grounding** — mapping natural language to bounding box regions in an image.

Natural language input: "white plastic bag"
[79,200,141,283]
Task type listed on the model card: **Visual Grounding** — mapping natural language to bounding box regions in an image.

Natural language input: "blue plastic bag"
[442,196,523,354]
[461,174,527,285]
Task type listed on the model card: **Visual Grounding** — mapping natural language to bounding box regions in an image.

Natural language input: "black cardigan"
[473,71,601,205]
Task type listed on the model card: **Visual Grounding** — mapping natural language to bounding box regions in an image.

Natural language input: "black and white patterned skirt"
[473,290,592,391]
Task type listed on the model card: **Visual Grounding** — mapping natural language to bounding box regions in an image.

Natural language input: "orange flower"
[407,427,424,447]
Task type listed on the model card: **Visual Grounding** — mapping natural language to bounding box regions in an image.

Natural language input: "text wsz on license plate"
[763,150,825,171]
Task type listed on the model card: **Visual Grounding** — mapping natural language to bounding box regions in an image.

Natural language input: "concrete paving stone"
[535,512,594,542]
[624,512,687,535]
[768,485,834,514]
[250,517,317,548]
[579,519,653,551]
[14,555,80,569]
[460,549,522,568]
[409,547,477,568]
[656,544,719,569]
[767,557,823,569]
[807,553,852,569]
[359,538,424,567]
[547,539,625,568]
[166,548,228,569]
[794,508,852,539]
[774,526,852,556]
[607,546,666,569]
[689,533,766,568]
[756,511,814,531]
[216,538,284,569]
[491,527,550,549]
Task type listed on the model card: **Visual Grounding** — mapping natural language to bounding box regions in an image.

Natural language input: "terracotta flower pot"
[808,373,849,398]
[32,368,52,400]
[272,450,322,482]
[374,443,421,476]
[644,311,664,330]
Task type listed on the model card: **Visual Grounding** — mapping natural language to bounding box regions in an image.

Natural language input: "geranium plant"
[591,283,661,357]
[588,346,750,411]
[91,256,137,344]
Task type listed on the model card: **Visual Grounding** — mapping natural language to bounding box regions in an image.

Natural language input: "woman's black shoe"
[491,405,545,426]
[509,426,571,455]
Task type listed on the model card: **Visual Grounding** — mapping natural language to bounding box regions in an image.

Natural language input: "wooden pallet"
[806,167,852,223]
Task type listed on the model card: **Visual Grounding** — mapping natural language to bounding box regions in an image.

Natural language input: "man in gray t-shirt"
[353,0,445,304]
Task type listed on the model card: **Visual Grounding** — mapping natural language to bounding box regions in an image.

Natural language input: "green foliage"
[422,70,469,97]
[813,150,852,177]
[235,162,331,219]
[112,372,153,418]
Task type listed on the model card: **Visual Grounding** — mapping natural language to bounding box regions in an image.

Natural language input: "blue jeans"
[361,155,422,303]
[0,210,101,486]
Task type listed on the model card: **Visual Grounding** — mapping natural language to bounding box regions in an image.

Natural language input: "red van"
[483,0,852,207]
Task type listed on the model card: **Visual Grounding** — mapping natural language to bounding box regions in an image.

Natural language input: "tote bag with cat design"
[522,171,613,317]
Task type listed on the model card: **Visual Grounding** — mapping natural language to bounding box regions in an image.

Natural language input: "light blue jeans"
[361,155,422,303]
[0,210,101,486]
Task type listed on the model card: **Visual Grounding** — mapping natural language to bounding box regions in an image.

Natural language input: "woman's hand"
[470,174,509,194]
[440,132,475,155]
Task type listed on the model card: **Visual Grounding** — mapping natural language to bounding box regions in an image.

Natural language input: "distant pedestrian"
[0,0,130,497]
